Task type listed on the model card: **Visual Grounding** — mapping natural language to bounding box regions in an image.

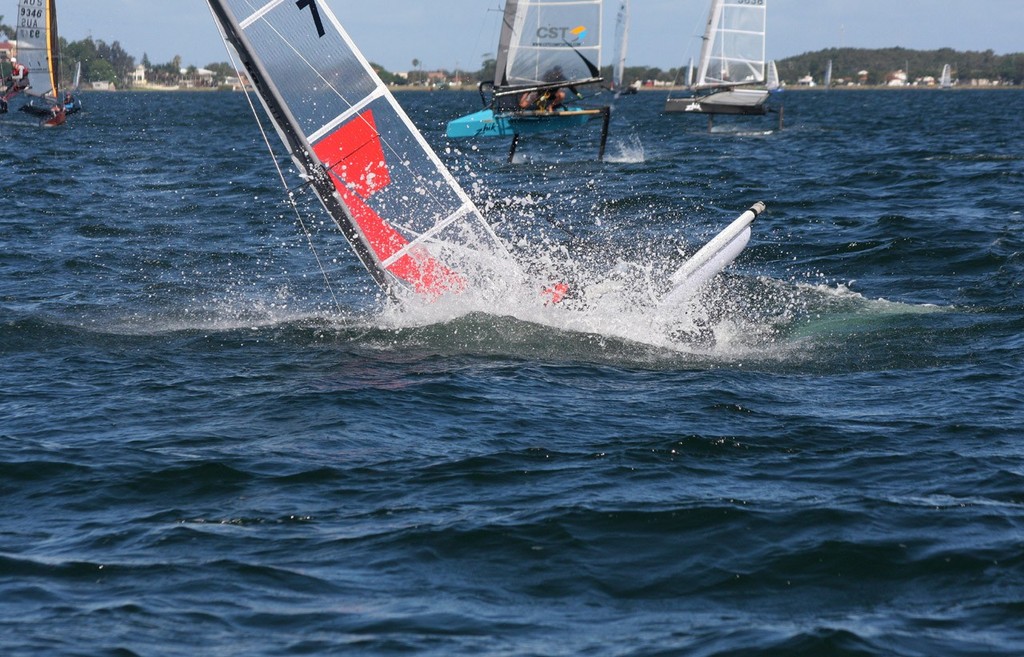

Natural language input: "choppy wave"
[2,89,1024,656]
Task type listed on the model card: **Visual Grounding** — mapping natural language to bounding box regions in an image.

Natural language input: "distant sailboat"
[612,0,637,96]
[766,60,781,92]
[824,59,833,88]
[940,64,953,89]
[446,0,611,161]
[13,0,81,126]
[665,0,771,117]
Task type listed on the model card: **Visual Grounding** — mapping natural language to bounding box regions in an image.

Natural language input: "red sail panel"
[313,110,463,295]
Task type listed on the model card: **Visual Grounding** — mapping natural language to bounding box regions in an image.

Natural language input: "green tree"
[89,59,117,84]
[476,55,496,84]
[204,62,236,86]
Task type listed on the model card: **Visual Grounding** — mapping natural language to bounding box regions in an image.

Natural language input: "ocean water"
[1,88,1023,656]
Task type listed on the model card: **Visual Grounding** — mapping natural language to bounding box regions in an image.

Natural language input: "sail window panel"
[312,96,494,260]
[423,218,518,288]
[218,0,518,296]
[504,0,602,87]
[234,0,379,138]
[708,2,766,84]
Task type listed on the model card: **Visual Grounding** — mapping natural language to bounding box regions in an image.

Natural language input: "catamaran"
[665,0,771,118]
[12,0,81,126]
[204,0,763,321]
[446,0,611,161]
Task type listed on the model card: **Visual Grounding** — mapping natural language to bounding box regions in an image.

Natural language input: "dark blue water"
[2,88,1023,656]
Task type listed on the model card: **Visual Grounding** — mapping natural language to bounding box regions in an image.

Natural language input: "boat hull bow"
[446,108,606,139]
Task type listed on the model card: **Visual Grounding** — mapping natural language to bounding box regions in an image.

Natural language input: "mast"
[695,0,723,88]
[613,0,630,90]
[205,0,392,294]
[493,0,520,87]
[46,0,59,95]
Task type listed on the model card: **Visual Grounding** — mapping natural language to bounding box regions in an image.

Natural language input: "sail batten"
[238,0,286,29]
[308,86,387,142]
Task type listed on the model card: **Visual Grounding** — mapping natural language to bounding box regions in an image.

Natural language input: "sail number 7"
[296,0,326,37]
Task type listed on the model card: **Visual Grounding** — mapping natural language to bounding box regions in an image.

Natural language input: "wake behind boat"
[445,0,611,162]
[205,0,763,334]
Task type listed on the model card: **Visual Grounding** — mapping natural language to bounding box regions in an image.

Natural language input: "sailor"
[519,66,582,112]
[8,57,29,93]
[2,57,29,111]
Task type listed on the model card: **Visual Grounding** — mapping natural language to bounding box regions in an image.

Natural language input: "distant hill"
[776,47,1024,86]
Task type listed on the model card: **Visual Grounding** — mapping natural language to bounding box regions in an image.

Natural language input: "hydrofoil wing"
[659,202,764,307]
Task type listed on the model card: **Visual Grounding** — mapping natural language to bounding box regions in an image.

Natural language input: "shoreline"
[107,83,1024,94]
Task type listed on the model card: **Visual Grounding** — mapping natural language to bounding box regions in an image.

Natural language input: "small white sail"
[940,64,952,89]
[766,60,780,91]
[612,0,630,92]
[207,0,524,300]
[824,59,832,88]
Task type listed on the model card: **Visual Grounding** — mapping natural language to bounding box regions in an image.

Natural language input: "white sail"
[612,0,630,91]
[694,0,767,90]
[16,0,60,98]
[824,59,832,87]
[766,60,780,91]
[207,0,523,300]
[494,0,603,90]
[940,64,952,88]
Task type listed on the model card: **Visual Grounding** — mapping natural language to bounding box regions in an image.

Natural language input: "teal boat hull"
[446,108,604,139]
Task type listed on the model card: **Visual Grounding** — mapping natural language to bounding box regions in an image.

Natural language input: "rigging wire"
[207,1,345,317]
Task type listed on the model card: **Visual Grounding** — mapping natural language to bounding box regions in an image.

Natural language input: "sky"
[46,1,1024,74]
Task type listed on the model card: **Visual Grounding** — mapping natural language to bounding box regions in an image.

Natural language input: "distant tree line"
[2,14,1019,90]
[777,47,1024,86]
[376,46,1024,89]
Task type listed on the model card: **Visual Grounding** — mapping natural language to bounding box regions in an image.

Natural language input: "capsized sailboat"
[204,0,764,319]
[445,0,611,161]
[13,0,81,126]
[665,0,771,117]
